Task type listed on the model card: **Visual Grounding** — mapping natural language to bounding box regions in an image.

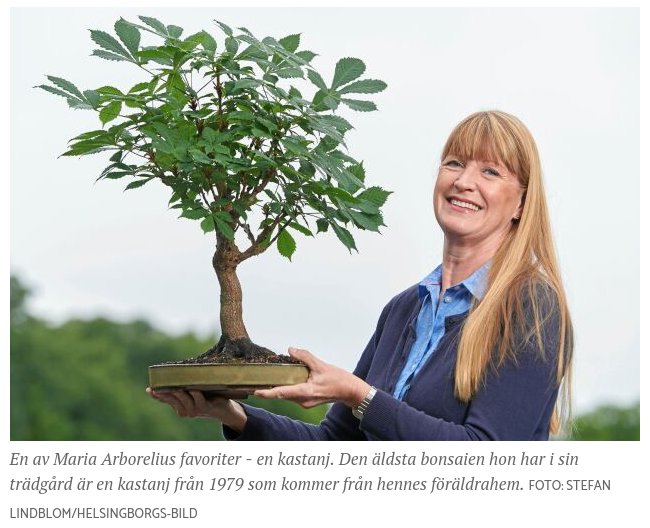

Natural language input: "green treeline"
[10,276,639,441]
[10,276,326,441]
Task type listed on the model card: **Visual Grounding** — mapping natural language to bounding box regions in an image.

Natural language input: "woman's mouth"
[449,198,482,212]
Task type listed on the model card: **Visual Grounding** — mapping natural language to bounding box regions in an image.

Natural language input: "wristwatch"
[352,386,377,420]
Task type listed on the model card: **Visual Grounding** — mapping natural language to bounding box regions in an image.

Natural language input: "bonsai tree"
[38,16,389,362]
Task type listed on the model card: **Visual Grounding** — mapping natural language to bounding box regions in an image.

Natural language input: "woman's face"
[433,156,525,248]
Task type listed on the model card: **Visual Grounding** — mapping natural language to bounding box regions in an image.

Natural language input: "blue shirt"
[392,262,489,400]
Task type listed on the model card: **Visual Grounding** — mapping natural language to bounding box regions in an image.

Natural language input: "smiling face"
[433,156,524,249]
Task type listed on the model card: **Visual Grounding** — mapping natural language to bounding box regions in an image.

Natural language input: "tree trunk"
[213,240,248,340]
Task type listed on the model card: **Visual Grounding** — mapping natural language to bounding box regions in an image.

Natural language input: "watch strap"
[352,386,377,420]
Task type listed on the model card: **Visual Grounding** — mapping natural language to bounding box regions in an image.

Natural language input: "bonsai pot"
[148,362,308,399]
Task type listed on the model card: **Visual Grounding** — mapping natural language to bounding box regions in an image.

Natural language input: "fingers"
[288,347,329,375]
[147,388,200,417]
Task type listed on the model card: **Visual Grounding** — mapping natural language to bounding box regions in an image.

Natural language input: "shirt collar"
[418,261,490,301]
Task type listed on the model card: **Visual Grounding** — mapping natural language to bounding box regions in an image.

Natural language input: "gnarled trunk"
[213,240,248,341]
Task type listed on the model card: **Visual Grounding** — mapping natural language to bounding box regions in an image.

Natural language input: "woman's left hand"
[254,347,370,409]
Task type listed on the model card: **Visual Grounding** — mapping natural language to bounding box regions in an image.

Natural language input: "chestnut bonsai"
[38,16,389,362]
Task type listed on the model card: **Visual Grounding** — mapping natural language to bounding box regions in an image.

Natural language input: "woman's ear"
[513,191,526,222]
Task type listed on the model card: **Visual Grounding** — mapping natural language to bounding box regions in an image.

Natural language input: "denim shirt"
[392,262,489,400]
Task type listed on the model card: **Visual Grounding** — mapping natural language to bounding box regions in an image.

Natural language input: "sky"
[9,7,640,414]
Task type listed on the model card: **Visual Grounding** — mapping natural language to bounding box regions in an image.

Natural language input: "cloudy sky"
[9,7,639,413]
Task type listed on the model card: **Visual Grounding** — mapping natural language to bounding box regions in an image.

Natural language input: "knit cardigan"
[224,283,562,441]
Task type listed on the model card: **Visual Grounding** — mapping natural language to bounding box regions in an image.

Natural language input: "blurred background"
[9,8,639,440]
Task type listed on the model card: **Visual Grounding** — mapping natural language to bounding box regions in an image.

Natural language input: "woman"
[148,110,573,440]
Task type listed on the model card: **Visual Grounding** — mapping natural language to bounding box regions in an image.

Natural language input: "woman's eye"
[484,167,501,177]
[445,159,463,168]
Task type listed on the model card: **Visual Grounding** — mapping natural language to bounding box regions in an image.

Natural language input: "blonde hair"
[442,111,573,435]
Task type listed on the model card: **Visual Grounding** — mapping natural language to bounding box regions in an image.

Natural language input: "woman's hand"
[254,347,370,409]
[146,387,247,432]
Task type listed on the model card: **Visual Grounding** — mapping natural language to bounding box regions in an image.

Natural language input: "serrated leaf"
[348,209,381,232]
[277,229,296,260]
[36,84,76,100]
[348,163,366,183]
[276,67,303,79]
[340,98,377,112]
[92,50,130,62]
[316,219,329,233]
[115,18,141,57]
[124,178,150,191]
[307,69,327,91]
[332,223,357,252]
[200,216,216,233]
[296,50,316,62]
[99,101,122,125]
[338,79,387,95]
[139,16,168,36]
[331,57,365,89]
[214,20,233,36]
[278,33,300,53]
[167,25,184,38]
[289,222,313,237]
[181,208,208,220]
[46,76,85,100]
[185,30,217,56]
[90,30,133,60]
[213,215,235,240]
[225,36,239,55]
[83,90,100,108]
[67,98,93,110]
[189,149,213,164]
[357,186,391,207]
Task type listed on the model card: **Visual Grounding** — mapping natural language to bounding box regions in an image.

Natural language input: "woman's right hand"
[146,388,247,433]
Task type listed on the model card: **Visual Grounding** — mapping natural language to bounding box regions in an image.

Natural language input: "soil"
[162,335,304,365]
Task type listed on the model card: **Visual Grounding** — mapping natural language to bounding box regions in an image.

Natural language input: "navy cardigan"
[225,283,562,441]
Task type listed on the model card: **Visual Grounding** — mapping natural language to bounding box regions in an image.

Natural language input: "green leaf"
[114,18,141,57]
[357,186,391,206]
[296,50,316,62]
[124,178,150,190]
[99,101,122,125]
[36,84,80,102]
[214,20,233,36]
[331,57,365,89]
[340,98,377,112]
[139,16,168,36]
[137,49,173,65]
[348,163,366,184]
[46,76,85,100]
[289,222,313,237]
[225,36,239,55]
[189,149,213,164]
[200,216,216,233]
[90,30,133,61]
[307,69,327,91]
[337,79,387,95]
[278,33,300,53]
[316,219,329,233]
[348,209,381,232]
[213,215,235,240]
[92,50,130,62]
[167,25,184,39]
[83,90,100,108]
[332,223,357,252]
[275,67,302,78]
[185,30,217,56]
[67,98,93,110]
[277,229,296,260]
[180,208,208,220]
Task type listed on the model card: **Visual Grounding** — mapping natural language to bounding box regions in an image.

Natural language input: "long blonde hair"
[442,111,573,434]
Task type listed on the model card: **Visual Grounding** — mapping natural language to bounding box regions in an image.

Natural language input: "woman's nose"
[453,165,479,191]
